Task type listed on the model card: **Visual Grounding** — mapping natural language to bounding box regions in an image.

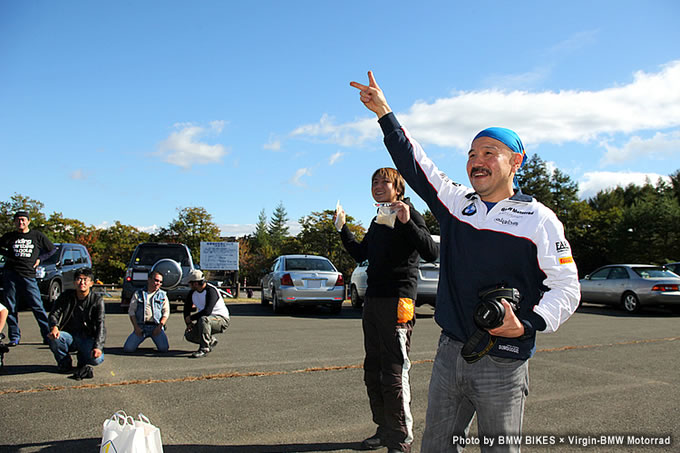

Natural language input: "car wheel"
[621,292,641,313]
[48,280,62,305]
[350,285,363,310]
[260,286,269,305]
[272,291,283,314]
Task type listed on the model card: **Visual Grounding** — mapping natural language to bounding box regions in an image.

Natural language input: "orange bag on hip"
[397,298,415,323]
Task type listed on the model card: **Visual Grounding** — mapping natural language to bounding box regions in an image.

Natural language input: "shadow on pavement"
[166,441,363,452]
[103,346,192,357]
[0,363,56,376]
[0,438,99,452]
[227,302,364,320]
[0,440,363,452]
[577,303,680,318]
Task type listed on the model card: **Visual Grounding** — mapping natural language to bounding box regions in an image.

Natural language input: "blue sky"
[1,1,679,237]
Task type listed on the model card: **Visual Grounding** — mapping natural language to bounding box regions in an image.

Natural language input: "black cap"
[13,211,30,220]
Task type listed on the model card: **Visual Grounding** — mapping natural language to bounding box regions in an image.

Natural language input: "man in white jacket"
[351,71,580,452]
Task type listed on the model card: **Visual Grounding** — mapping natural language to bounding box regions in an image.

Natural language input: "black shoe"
[209,338,218,348]
[8,339,19,347]
[57,359,74,373]
[70,365,94,380]
[360,433,384,450]
[191,348,211,358]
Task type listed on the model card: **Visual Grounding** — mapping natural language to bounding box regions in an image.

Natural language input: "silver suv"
[350,235,440,309]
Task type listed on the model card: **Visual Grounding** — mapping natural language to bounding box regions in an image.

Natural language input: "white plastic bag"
[100,411,163,453]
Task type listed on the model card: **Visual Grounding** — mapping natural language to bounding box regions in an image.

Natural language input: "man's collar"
[466,188,532,203]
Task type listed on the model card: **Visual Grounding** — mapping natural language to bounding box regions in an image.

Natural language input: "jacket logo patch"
[559,257,574,265]
[498,344,519,354]
[494,217,518,227]
[500,207,535,216]
[556,241,570,253]
[462,203,477,216]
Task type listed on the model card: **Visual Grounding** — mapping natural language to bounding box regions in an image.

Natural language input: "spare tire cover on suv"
[151,259,183,289]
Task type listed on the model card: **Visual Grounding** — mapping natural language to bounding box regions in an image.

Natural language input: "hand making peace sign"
[350,71,393,119]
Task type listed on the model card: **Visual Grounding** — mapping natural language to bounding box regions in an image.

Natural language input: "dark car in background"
[35,243,92,307]
[579,264,680,313]
[121,242,196,312]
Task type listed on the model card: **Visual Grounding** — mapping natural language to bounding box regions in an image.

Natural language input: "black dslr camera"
[461,284,521,363]
[473,285,521,330]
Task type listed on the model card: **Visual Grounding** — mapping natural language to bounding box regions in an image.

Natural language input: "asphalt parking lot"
[0,296,678,453]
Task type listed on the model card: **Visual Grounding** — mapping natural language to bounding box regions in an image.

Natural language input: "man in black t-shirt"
[0,211,56,346]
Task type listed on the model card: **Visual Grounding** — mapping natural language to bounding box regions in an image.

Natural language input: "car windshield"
[632,267,677,279]
[41,245,63,266]
[133,245,190,266]
[284,258,334,272]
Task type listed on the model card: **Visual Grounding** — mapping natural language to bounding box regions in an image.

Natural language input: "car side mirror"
[584,274,590,280]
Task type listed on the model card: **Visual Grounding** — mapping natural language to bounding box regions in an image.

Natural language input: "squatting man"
[350,71,580,452]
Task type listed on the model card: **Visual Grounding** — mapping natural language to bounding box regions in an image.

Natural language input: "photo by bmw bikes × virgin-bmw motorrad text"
[461,284,521,363]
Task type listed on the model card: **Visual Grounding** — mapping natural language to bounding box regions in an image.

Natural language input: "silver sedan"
[261,255,345,314]
[579,264,680,313]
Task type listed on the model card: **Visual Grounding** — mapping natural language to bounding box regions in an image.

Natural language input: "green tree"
[515,154,552,206]
[422,209,440,235]
[268,201,289,254]
[253,209,270,249]
[157,207,221,264]
[91,221,150,283]
[669,169,680,202]
[550,168,579,220]
[565,201,623,276]
[612,192,680,264]
[297,210,365,278]
[0,193,48,235]
[44,212,93,244]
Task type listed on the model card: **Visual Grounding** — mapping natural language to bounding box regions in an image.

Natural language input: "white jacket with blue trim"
[379,113,580,359]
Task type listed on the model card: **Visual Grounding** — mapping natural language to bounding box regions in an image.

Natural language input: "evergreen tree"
[268,201,290,252]
[157,206,221,264]
[422,210,440,235]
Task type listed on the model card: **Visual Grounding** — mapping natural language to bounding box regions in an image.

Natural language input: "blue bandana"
[473,127,526,168]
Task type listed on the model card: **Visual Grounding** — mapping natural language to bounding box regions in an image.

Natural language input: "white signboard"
[200,241,239,271]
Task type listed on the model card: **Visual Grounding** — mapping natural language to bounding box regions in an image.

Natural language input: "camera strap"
[461,329,497,363]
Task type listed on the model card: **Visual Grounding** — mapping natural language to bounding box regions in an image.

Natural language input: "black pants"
[362,296,415,452]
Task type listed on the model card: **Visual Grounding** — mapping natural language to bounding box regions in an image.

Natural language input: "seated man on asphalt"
[183,270,230,358]
[123,271,170,353]
[47,268,105,374]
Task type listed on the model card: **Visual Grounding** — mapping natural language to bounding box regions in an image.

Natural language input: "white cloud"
[290,168,311,187]
[292,61,680,156]
[219,221,301,238]
[219,223,256,237]
[578,171,671,199]
[600,130,680,165]
[329,151,344,165]
[136,224,160,234]
[263,139,282,151]
[157,121,228,169]
[291,113,380,147]
[70,169,87,180]
[92,221,159,233]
